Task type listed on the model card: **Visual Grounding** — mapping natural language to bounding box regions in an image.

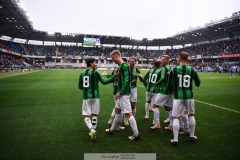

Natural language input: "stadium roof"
[0,0,240,47]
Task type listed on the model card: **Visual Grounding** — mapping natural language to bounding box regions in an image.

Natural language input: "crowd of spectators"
[167,38,240,58]
[0,40,164,59]
[0,38,239,59]
[0,54,23,69]
[0,38,239,72]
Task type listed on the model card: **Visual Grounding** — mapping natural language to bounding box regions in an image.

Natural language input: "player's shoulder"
[81,69,88,74]
[94,69,101,75]
[120,62,129,68]
[167,65,172,70]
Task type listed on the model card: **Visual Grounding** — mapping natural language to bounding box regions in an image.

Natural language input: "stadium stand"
[0,38,239,71]
[0,0,239,71]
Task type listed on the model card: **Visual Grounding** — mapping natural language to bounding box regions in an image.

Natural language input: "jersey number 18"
[178,75,190,87]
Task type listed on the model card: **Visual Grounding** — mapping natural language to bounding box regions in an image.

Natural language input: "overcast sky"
[20,0,240,38]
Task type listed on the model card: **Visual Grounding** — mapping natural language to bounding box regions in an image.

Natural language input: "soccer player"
[123,56,143,125]
[151,55,173,130]
[230,66,235,78]
[168,52,201,146]
[78,58,114,142]
[106,66,124,130]
[207,66,211,75]
[129,56,142,117]
[218,66,223,76]
[200,66,204,74]
[141,58,161,119]
[237,65,240,76]
[107,57,127,129]
[106,50,140,141]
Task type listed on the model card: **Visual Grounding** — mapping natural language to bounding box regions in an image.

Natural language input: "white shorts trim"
[113,96,120,109]
[119,95,132,114]
[130,87,137,102]
[146,92,157,102]
[82,98,100,115]
[172,99,195,117]
[154,93,173,107]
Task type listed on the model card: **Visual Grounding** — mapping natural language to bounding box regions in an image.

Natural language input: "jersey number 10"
[149,74,157,83]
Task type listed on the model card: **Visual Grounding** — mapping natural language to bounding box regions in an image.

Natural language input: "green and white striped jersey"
[78,68,113,99]
[111,68,119,95]
[155,65,172,95]
[144,67,161,93]
[118,62,131,95]
[168,64,201,99]
[130,67,141,88]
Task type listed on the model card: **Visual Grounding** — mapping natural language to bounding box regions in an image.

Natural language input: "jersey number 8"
[83,76,89,87]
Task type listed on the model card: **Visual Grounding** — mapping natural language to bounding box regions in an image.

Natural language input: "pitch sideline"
[195,100,240,114]
[138,85,240,114]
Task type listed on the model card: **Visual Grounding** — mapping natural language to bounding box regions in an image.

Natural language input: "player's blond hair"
[162,54,170,60]
[110,50,121,57]
[129,56,137,62]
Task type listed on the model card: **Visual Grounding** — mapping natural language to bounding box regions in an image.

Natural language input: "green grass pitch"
[0,70,239,160]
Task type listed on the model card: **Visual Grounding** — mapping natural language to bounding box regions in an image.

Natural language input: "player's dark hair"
[154,60,161,68]
[122,57,127,62]
[86,58,96,67]
[179,52,189,61]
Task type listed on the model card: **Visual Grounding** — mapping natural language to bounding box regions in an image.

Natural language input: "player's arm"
[138,75,144,82]
[167,70,174,94]
[155,68,165,86]
[136,68,144,82]
[104,70,114,81]
[131,68,138,84]
[193,70,201,87]
[119,64,130,95]
[111,70,120,83]
[101,70,110,77]
[135,73,144,83]
[78,73,83,90]
[95,70,114,85]
[142,71,150,87]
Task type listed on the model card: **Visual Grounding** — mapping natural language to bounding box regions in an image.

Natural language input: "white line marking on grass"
[138,85,240,114]
[0,70,43,79]
[195,100,240,114]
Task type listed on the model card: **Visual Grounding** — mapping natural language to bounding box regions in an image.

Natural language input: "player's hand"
[131,80,136,84]
[135,73,142,77]
[114,72,120,77]
[101,71,107,76]
[115,93,121,99]
[154,85,157,90]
